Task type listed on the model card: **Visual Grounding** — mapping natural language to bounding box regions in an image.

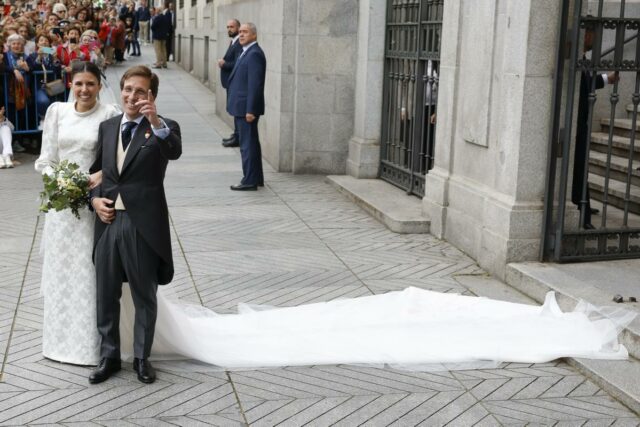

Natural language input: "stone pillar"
[422,0,463,237]
[422,0,561,279]
[345,0,386,178]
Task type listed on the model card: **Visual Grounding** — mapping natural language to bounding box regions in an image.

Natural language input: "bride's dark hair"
[70,61,102,83]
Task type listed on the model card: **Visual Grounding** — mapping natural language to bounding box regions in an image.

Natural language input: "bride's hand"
[89,171,102,189]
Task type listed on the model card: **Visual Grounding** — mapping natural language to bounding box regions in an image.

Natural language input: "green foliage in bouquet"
[39,160,90,219]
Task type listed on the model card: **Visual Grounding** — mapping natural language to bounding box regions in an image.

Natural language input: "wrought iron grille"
[379,0,443,197]
[542,0,640,261]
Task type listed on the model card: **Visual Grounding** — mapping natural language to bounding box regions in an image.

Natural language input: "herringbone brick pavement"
[0,50,638,426]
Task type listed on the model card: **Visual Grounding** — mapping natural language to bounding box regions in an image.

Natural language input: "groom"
[89,65,182,384]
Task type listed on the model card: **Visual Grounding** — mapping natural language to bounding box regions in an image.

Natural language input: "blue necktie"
[122,121,137,151]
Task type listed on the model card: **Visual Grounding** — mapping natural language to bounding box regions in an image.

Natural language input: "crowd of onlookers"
[0,0,174,169]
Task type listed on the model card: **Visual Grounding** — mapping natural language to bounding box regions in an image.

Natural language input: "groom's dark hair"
[120,65,160,98]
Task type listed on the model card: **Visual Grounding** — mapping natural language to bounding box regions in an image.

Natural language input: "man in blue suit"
[151,6,170,68]
[218,18,243,147]
[226,22,266,191]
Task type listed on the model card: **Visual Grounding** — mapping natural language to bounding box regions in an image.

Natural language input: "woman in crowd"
[79,30,104,68]
[4,34,32,130]
[51,3,67,22]
[17,23,35,55]
[28,33,61,128]
[75,7,88,26]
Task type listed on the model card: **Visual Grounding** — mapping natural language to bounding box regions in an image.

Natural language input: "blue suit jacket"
[226,43,266,117]
[151,13,170,40]
[220,39,243,89]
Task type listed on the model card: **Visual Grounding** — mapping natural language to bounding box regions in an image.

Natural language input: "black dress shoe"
[590,208,600,215]
[222,134,236,143]
[89,358,121,384]
[133,358,156,383]
[230,183,258,191]
[583,223,596,230]
[222,139,239,147]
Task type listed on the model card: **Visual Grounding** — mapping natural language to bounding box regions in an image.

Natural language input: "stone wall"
[423,0,561,279]
[175,0,358,174]
[173,1,216,90]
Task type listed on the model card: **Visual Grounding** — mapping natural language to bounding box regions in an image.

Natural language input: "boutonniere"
[144,130,151,139]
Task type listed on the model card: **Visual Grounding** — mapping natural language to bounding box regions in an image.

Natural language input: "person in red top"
[56,26,88,71]
[98,17,120,65]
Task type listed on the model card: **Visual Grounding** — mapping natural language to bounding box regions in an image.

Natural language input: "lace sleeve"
[35,102,60,176]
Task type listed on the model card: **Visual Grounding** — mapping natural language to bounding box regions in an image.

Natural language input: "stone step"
[590,132,640,161]
[325,175,430,233]
[506,261,640,415]
[626,103,640,118]
[588,173,640,214]
[601,118,640,138]
[589,151,640,187]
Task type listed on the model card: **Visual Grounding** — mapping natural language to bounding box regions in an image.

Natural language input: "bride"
[36,63,636,376]
[35,61,120,365]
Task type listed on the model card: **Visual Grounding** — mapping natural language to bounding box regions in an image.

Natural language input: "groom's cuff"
[151,118,170,139]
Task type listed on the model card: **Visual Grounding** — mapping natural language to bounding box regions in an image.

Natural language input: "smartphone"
[69,37,77,44]
[51,27,62,37]
[88,41,100,50]
[40,46,55,55]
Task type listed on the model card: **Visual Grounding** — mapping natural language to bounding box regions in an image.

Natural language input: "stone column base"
[422,167,450,239]
[346,136,380,179]
[424,171,544,280]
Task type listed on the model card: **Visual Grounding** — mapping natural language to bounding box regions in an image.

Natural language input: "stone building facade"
[173,0,626,279]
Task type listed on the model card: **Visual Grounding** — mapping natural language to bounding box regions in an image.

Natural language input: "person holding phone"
[80,30,104,69]
[28,34,61,128]
[56,26,86,74]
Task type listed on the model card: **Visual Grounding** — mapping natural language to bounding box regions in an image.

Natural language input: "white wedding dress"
[36,101,121,365]
[35,103,636,369]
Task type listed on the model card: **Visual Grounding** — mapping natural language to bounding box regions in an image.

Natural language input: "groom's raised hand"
[92,198,115,224]
[136,89,162,129]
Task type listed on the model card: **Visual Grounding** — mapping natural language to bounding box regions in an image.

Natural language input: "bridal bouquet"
[39,160,90,219]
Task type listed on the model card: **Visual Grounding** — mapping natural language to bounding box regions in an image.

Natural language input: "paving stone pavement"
[1,49,639,426]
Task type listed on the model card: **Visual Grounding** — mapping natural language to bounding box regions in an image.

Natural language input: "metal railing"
[2,69,69,136]
[379,0,443,197]
[542,0,640,262]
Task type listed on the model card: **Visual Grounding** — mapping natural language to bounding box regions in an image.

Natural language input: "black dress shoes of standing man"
[218,18,243,147]
[226,22,266,191]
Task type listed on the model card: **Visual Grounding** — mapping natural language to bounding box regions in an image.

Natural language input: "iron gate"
[542,0,640,261]
[379,0,443,197]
